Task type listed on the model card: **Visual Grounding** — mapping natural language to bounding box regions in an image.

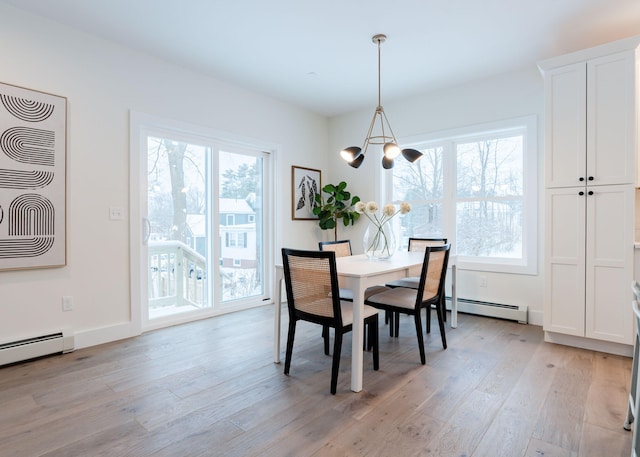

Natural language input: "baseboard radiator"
[0,330,74,367]
[447,297,528,324]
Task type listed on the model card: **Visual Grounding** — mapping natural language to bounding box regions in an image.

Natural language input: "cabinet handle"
[588,191,594,196]
[579,191,585,196]
[588,176,594,181]
[579,177,585,182]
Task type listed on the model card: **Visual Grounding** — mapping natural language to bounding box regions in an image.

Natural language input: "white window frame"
[386,115,537,275]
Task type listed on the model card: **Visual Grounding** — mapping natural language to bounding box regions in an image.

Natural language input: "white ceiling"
[2,0,640,116]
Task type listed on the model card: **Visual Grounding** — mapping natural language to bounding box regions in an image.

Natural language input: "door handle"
[143,218,151,245]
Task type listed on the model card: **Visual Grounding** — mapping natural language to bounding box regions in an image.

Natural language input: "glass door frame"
[129,111,276,333]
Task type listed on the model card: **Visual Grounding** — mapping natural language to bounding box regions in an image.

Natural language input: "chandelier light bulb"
[383,142,401,159]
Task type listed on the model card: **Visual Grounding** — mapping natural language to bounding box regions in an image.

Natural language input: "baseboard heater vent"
[0,330,74,367]
[448,297,528,324]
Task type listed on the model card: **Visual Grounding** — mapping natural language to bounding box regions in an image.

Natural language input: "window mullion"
[442,140,457,252]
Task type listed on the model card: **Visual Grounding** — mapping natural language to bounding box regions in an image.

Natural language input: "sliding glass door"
[132,115,273,330]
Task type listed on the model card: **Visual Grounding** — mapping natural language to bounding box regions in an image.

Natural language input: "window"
[225,232,248,248]
[226,214,235,225]
[387,116,537,274]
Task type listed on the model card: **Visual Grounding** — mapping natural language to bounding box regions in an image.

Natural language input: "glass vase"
[363,221,396,260]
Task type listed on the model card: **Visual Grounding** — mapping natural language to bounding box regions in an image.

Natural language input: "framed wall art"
[291,165,320,220]
[0,82,67,271]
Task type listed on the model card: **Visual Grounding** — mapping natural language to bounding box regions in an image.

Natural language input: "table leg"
[274,271,283,363]
[450,264,457,328]
[350,279,365,392]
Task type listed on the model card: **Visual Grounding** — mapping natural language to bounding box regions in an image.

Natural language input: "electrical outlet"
[109,207,124,220]
[62,296,73,311]
[479,276,487,287]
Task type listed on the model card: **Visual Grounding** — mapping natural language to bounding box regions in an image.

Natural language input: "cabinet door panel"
[544,63,586,188]
[587,51,636,186]
[544,188,586,335]
[585,185,634,343]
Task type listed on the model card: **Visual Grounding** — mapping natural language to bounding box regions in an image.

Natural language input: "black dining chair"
[384,238,448,337]
[281,248,380,394]
[318,240,390,302]
[319,239,389,352]
[365,244,450,364]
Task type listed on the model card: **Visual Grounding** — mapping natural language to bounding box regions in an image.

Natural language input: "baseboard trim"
[544,331,633,357]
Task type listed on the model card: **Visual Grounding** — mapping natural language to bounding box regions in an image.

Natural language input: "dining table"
[273,250,457,392]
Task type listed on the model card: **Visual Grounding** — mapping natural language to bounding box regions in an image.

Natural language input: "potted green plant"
[313,181,361,241]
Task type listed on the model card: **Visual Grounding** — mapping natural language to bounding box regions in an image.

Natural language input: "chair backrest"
[408,237,448,252]
[416,244,451,304]
[281,248,342,326]
[318,239,352,257]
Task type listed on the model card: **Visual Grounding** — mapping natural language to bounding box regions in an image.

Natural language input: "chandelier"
[340,34,423,169]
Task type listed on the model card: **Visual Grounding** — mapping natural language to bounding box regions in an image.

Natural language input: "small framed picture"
[291,165,321,220]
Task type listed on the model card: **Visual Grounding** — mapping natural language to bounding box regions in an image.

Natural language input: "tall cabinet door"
[587,51,636,186]
[543,63,586,188]
[585,185,634,344]
[544,187,586,336]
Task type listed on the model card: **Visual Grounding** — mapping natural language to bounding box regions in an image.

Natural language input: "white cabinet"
[544,52,636,188]
[540,37,640,351]
[545,185,634,344]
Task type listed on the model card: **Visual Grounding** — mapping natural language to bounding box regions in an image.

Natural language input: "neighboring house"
[186,198,257,269]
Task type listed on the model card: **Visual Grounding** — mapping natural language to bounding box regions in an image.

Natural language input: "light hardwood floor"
[0,306,633,457]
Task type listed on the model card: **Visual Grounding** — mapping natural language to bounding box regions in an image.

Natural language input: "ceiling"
[2,0,640,117]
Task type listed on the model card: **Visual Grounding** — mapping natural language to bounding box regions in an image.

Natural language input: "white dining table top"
[334,251,426,277]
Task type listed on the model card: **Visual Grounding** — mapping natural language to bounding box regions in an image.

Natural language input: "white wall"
[0,5,330,348]
[326,68,545,324]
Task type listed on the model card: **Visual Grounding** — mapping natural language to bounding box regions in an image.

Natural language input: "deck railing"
[148,240,206,309]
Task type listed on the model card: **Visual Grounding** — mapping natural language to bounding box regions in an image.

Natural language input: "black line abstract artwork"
[0,82,66,270]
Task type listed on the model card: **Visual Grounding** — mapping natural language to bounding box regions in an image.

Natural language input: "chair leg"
[284,319,297,375]
[389,311,394,337]
[322,325,330,355]
[435,297,447,350]
[331,331,343,395]
[414,311,426,365]
[394,312,400,337]
[442,296,447,323]
[364,323,370,351]
[426,305,431,334]
[370,315,379,370]
[385,310,390,324]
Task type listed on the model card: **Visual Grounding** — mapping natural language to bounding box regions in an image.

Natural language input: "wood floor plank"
[524,438,577,457]
[583,352,631,432]
[579,422,631,457]
[532,347,594,452]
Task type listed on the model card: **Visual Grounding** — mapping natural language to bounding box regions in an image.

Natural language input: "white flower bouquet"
[356,201,411,259]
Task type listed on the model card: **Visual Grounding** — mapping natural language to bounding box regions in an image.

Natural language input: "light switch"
[109,207,125,221]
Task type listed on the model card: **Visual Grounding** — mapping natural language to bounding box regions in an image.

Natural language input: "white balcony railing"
[148,240,206,310]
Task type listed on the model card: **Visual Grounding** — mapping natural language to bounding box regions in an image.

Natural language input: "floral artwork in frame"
[291,165,321,220]
[0,82,67,271]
